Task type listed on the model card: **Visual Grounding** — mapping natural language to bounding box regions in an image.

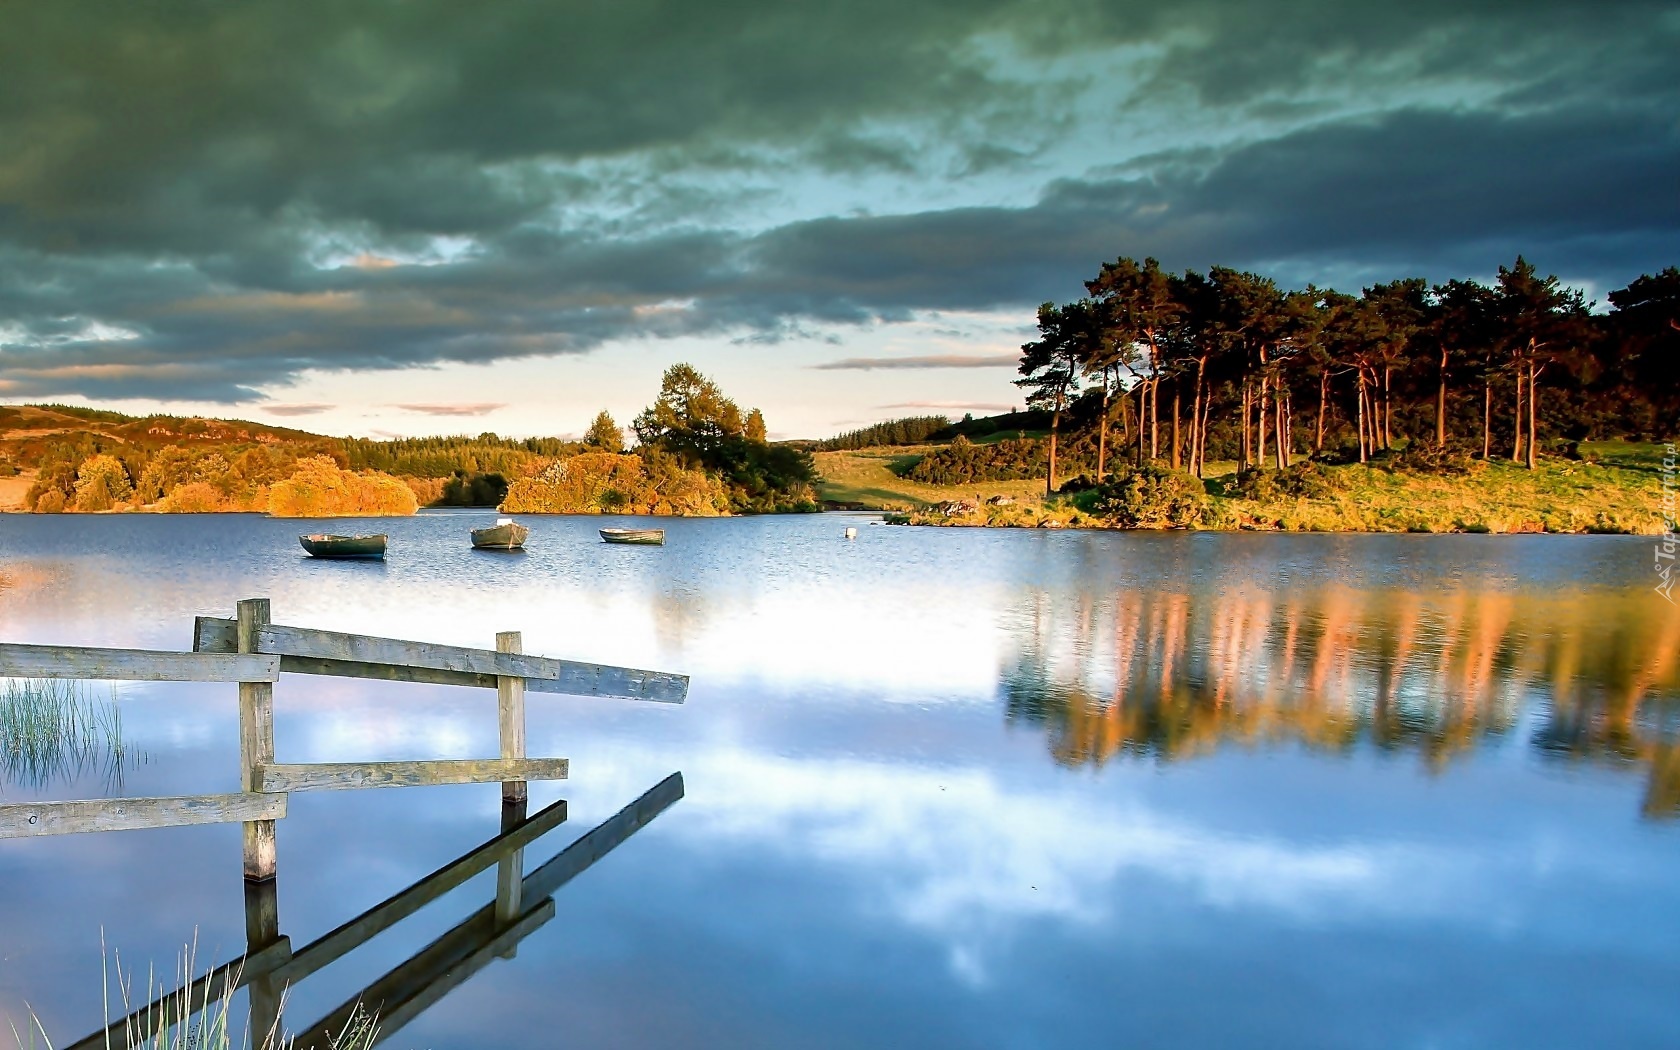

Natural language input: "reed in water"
[0,678,130,789]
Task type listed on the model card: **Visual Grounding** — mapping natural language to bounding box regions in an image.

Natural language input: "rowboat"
[472,518,529,550]
[299,533,387,559]
[600,527,664,546]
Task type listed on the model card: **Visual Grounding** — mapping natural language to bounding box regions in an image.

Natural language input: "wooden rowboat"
[299,534,387,559]
[600,528,664,546]
[471,519,529,550]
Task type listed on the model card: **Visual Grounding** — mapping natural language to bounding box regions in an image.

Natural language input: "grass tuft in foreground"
[9,934,380,1050]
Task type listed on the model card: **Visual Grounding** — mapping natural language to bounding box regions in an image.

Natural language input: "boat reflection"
[65,773,684,1050]
[1002,586,1680,818]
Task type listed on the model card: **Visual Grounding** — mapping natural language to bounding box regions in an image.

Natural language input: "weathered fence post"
[495,631,526,946]
[244,879,284,1049]
[497,631,527,806]
[238,598,277,881]
[496,796,528,955]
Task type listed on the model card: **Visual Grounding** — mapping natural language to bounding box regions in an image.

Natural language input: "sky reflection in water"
[1,512,1677,1048]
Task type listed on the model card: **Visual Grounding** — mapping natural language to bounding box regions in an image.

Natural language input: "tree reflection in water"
[1001,586,1680,817]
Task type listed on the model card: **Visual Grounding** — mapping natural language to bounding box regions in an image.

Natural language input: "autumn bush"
[71,454,135,512]
[500,452,728,515]
[402,476,448,507]
[157,481,226,513]
[266,456,418,517]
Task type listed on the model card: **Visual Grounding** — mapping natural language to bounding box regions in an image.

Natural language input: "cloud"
[391,402,507,417]
[813,354,1019,371]
[261,403,336,416]
[881,401,1017,413]
[0,1,1672,402]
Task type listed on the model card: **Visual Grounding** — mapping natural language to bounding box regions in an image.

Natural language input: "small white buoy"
[844,526,858,539]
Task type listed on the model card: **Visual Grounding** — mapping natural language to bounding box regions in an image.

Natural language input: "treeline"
[817,409,1057,451]
[343,433,582,478]
[817,415,951,451]
[27,441,416,516]
[1018,258,1680,491]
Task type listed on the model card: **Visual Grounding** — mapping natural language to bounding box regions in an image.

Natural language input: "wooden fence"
[0,596,689,882]
[63,772,685,1050]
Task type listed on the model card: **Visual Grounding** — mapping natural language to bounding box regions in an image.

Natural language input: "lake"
[1,511,1678,1048]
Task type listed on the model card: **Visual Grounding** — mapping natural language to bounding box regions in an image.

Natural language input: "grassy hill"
[813,447,1048,509]
[817,440,1668,533]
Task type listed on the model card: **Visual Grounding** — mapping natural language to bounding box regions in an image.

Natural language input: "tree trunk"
[1382,366,1392,450]
[1511,368,1524,462]
[1200,390,1212,477]
[1097,388,1109,482]
[1240,380,1252,469]
[1171,382,1181,470]
[1526,361,1538,470]
[1275,389,1288,469]
[1356,372,1369,463]
[1189,361,1206,477]
[1149,372,1159,461]
[1316,370,1329,453]
[1482,377,1491,459]
[1137,384,1147,467]
[1436,347,1449,446]
[1047,392,1063,497]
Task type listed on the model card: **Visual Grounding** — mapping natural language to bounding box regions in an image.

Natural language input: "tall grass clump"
[0,678,132,790]
[10,934,380,1050]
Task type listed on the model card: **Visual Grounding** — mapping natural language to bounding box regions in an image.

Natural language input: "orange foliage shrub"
[72,454,135,512]
[402,476,448,507]
[500,452,728,515]
[158,481,226,513]
[266,456,419,517]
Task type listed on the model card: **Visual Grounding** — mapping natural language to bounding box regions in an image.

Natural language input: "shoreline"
[881,514,1656,535]
[0,507,1649,535]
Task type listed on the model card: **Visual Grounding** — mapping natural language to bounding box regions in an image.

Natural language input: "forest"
[1014,258,1679,493]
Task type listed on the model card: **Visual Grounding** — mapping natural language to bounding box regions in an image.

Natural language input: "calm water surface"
[1,512,1677,1048]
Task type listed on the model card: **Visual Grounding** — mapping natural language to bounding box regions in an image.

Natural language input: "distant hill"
[0,403,332,461]
[0,404,533,512]
[0,404,349,511]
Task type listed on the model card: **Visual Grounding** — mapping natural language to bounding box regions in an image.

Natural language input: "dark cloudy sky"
[1,1,1674,438]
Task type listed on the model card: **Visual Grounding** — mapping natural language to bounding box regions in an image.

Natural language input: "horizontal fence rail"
[0,793,288,838]
[0,642,279,682]
[194,617,688,703]
[257,758,569,793]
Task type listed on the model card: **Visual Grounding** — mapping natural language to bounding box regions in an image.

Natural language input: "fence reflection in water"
[62,773,685,1050]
